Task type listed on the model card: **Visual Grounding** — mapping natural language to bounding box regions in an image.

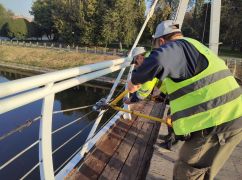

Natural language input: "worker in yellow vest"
[125,47,156,103]
[126,47,185,150]
[125,47,167,104]
[128,20,242,179]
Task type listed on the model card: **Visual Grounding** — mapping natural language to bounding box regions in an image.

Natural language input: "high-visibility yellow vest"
[136,51,158,99]
[136,51,169,99]
[159,81,167,94]
[136,78,167,100]
[136,78,159,100]
[163,38,242,135]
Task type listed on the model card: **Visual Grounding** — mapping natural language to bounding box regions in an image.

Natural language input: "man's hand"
[127,81,141,93]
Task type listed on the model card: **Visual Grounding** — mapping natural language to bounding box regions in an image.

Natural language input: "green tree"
[27,22,42,39]
[101,10,119,47]
[30,0,54,39]
[183,1,211,42]
[141,0,173,45]
[2,18,28,39]
[0,4,13,36]
[101,0,146,49]
[220,0,242,51]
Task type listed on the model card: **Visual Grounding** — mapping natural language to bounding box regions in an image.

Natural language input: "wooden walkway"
[66,101,164,180]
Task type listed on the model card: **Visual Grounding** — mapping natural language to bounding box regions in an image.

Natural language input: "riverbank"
[0,45,120,70]
[0,62,126,87]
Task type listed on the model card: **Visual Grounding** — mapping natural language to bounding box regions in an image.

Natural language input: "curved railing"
[0,58,129,179]
[0,1,165,179]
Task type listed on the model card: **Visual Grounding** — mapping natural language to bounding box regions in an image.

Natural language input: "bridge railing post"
[39,83,55,180]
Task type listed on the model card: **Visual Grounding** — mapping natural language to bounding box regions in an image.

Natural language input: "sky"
[0,0,35,19]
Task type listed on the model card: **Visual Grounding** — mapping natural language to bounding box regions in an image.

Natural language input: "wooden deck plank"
[67,101,163,180]
[99,120,144,180]
[117,102,155,180]
[117,122,154,180]
[70,119,133,180]
[68,102,146,179]
[135,103,164,180]
[99,102,153,180]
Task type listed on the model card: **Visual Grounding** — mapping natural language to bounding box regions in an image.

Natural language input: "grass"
[0,45,120,70]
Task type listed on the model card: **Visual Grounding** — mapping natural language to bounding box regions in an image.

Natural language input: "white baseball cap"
[131,47,146,59]
[153,20,181,39]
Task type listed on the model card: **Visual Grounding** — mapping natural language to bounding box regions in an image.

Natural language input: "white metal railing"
[0,58,129,180]
[0,0,191,179]
[0,60,129,114]
[0,1,160,179]
[0,58,127,98]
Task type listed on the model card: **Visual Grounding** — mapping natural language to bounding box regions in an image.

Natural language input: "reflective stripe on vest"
[164,37,242,135]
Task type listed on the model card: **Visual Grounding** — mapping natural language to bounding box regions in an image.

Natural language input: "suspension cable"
[0,140,40,170]
[52,120,94,154]
[0,116,41,142]
[54,109,111,173]
[0,109,103,179]
[19,162,40,180]
[52,110,108,155]
[52,110,94,134]
[53,104,94,114]
[76,110,119,171]
[0,104,95,142]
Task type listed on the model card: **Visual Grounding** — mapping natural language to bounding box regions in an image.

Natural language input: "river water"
[0,69,117,179]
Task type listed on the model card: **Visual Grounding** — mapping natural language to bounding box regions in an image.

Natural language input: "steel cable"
[54,109,109,173]
[76,110,119,171]
[0,104,95,142]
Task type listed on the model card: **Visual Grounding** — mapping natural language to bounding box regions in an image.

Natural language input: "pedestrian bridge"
[0,0,242,179]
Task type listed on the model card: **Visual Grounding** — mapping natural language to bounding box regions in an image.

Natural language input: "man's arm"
[125,78,159,104]
[128,50,165,93]
[131,50,163,85]
[136,78,159,99]
[129,40,193,93]
[128,81,141,93]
